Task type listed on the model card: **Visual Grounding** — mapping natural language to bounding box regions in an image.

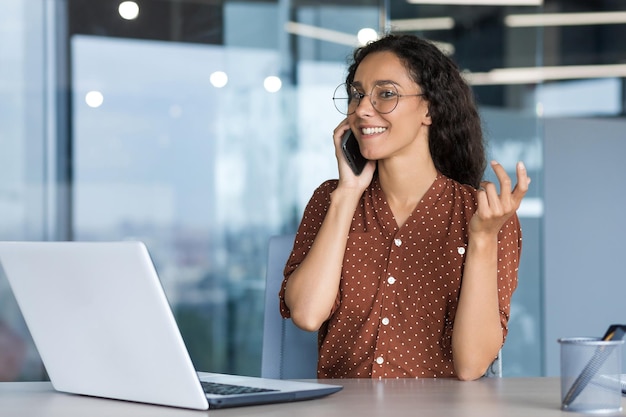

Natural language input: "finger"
[477,181,503,215]
[511,161,531,201]
[479,181,498,197]
[476,182,491,215]
[489,160,513,197]
[333,118,350,135]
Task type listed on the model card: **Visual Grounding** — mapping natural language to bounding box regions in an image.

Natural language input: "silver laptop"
[0,241,341,410]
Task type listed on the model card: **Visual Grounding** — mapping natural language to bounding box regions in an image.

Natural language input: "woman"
[279,34,530,380]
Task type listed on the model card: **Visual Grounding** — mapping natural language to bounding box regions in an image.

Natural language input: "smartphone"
[340,130,368,175]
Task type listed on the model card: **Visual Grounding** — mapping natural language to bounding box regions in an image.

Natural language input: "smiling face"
[347,51,431,163]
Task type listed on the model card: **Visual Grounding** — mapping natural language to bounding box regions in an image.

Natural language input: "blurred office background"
[1,0,625,381]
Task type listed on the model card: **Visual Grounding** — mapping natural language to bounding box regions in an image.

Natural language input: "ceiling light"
[209,71,228,88]
[390,17,455,32]
[264,76,282,93]
[505,11,626,27]
[284,21,455,52]
[433,41,455,55]
[85,91,104,108]
[357,28,379,46]
[284,22,358,47]
[407,0,542,5]
[118,1,139,20]
[464,64,626,85]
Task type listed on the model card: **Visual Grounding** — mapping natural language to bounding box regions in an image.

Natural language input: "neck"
[378,153,438,205]
[377,155,438,229]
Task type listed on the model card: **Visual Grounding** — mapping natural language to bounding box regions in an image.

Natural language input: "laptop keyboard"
[201,381,278,396]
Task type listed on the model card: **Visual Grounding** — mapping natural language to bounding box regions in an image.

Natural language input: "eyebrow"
[351,80,400,88]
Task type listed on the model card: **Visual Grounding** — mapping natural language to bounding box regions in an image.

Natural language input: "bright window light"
[118,1,139,21]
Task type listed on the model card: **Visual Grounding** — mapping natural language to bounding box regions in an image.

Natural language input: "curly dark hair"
[346,34,486,188]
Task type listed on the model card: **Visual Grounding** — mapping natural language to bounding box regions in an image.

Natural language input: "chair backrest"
[261,234,318,379]
[485,350,503,377]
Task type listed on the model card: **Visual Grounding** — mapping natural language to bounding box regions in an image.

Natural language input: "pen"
[562,324,626,408]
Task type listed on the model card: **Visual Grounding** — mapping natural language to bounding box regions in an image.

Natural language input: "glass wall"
[67,0,382,376]
[4,0,624,382]
[0,0,51,381]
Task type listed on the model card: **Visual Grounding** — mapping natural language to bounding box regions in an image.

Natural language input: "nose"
[354,93,376,116]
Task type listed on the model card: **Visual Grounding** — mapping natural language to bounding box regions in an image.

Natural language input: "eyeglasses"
[332,82,424,115]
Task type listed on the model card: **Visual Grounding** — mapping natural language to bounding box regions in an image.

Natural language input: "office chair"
[260,233,502,379]
[485,351,502,378]
[261,234,318,379]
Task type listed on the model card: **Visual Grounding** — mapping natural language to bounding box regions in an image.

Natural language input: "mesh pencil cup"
[558,337,624,413]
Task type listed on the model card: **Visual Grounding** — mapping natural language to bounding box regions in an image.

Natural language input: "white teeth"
[361,127,387,135]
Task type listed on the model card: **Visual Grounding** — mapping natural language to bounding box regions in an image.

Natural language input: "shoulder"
[303,179,339,211]
[439,175,478,206]
[314,179,339,196]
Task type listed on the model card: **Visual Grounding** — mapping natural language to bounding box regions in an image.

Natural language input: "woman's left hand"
[469,160,531,238]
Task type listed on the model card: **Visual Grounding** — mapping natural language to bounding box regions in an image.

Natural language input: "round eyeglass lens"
[332,83,351,115]
[371,84,400,114]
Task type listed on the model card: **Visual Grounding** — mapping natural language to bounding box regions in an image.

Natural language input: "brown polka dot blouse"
[279,174,521,379]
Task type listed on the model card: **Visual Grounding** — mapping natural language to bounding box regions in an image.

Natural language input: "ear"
[423,109,432,126]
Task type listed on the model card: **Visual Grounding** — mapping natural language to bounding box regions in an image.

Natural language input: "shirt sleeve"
[278,180,338,319]
[496,212,522,342]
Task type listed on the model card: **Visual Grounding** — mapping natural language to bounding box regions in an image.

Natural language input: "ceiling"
[66,0,626,107]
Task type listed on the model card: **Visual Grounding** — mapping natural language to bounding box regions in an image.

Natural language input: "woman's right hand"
[333,119,376,191]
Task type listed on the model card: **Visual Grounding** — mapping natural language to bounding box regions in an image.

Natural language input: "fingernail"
[518,161,526,170]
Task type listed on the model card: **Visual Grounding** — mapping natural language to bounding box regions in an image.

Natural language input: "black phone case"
[340,130,368,175]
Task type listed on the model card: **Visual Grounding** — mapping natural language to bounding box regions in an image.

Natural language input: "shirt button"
[394,238,402,247]
[387,276,396,284]
[381,317,390,325]
[375,356,384,365]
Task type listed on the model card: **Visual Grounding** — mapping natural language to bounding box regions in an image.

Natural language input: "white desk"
[1,378,624,416]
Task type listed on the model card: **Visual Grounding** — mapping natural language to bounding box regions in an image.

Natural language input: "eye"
[377,87,398,100]
[349,89,365,101]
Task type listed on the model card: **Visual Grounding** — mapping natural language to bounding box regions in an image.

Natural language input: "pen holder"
[558,337,624,413]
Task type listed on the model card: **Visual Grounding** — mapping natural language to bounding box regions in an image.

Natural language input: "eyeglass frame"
[332,82,425,115]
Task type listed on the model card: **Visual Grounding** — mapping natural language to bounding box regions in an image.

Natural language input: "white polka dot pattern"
[279,174,522,379]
